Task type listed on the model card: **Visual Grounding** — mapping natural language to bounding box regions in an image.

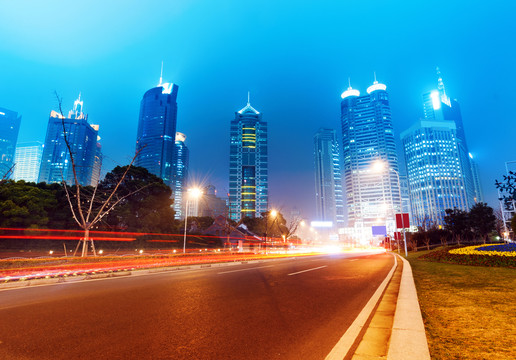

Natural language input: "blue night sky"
[1,0,515,220]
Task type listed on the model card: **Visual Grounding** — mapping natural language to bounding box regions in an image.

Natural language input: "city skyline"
[1,1,514,220]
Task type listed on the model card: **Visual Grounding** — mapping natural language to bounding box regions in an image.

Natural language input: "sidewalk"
[349,254,431,360]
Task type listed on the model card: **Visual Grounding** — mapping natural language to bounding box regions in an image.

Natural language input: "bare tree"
[55,93,147,257]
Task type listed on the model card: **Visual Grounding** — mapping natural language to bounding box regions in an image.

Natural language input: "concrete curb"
[387,255,431,360]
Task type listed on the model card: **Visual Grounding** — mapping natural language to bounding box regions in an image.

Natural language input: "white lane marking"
[218,265,274,274]
[325,253,396,360]
[349,259,358,262]
[288,265,327,276]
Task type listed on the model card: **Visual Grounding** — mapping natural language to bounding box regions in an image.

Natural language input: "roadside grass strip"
[408,250,516,360]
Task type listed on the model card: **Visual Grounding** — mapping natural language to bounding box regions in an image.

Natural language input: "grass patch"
[407,250,516,359]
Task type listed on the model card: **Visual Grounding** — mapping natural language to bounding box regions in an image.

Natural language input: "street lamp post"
[183,188,203,254]
[264,209,277,254]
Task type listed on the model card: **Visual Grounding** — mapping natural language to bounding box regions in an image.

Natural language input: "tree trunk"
[81,228,89,257]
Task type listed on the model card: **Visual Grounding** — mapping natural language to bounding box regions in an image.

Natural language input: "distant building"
[173,132,189,219]
[13,141,44,182]
[340,78,402,234]
[313,128,345,228]
[469,153,484,203]
[0,107,21,179]
[228,94,268,221]
[401,119,467,227]
[38,94,101,186]
[198,185,229,218]
[135,75,178,189]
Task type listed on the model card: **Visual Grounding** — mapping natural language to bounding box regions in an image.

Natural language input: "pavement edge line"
[386,255,431,360]
[325,253,397,360]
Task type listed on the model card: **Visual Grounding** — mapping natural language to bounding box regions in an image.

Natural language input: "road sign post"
[396,213,410,257]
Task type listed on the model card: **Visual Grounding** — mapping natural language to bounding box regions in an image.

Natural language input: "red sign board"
[395,213,410,229]
[394,232,402,240]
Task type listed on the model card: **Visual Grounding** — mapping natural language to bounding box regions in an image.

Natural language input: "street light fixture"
[183,187,203,254]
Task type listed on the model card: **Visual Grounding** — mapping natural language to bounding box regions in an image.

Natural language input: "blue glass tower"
[314,128,345,228]
[38,95,101,186]
[401,120,467,226]
[0,107,21,179]
[421,68,476,208]
[134,78,178,189]
[229,95,268,221]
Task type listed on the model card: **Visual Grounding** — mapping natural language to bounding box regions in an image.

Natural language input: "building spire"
[373,71,378,84]
[436,66,450,106]
[348,77,351,89]
[247,91,250,105]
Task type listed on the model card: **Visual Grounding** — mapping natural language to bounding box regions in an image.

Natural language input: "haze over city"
[1,0,515,219]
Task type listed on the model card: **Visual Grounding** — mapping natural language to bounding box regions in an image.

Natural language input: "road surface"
[0,251,393,360]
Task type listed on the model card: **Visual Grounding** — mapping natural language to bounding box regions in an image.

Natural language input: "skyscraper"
[13,141,44,183]
[134,75,178,189]
[403,69,481,226]
[340,78,401,233]
[38,94,101,186]
[228,94,268,221]
[401,119,467,227]
[313,128,345,228]
[0,107,21,179]
[173,132,189,219]
[421,68,477,207]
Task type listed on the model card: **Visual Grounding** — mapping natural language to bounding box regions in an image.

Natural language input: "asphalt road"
[0,251,393,360]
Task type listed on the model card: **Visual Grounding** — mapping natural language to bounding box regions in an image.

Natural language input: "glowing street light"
[183,187,203,254]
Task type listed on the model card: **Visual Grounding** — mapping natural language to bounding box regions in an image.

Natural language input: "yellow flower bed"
[449,244,516,257]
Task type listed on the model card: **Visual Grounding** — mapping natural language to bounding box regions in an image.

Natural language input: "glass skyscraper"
[13,141,44,183]
[228,95,268,221]
[421,69,477,208]
[173,132,189,219]
[340,79,401,233]
[0,107,21,179]
[314,128,345,228]
[401,120,467,226]
[134,79,178,189]
[38,95,101,186]
[403,69,480,226]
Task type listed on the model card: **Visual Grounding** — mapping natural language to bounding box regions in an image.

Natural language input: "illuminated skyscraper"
[401,120,467,226]
[13,141,44,182]
[135,74,178,189]
[0,107,21,179]
[228,94,268,221]
[38,94,101,186]
[173,132,189,219]
[340,78,401,233]
[421,68,477,207]
[314,128,345,228]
